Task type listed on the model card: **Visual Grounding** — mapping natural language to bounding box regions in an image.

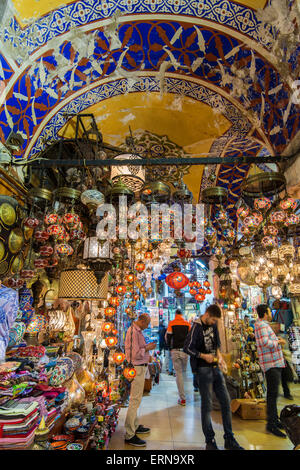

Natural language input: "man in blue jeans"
[184,304,244,450]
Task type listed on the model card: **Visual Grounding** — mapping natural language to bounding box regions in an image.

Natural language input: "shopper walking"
[184,304,244,450]
[124,313,156,447]
[158,320,167,355]
[254,304,287,438]
[166,309,190,406]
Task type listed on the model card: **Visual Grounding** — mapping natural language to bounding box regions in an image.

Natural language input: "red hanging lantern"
[105,336,118,348]
[112,352,126,365]
[166,272,189,290]
[102,322,114,333]
[63,212,80,229]
[40,245,54,257]
[24,217,40,228]
[144,251,153,260]
[20,269,35,280]
[206,288,212,295]
[109,296,120,307]
[199,288,205,295]
[195,281,201,288]
[203,280,210,288]
[116,285,126,295]
[111,328,118,336]
[195,293,205,302]
[34,230,49,242]
[189,289,197,296]
[34,258,48,269]
[105,307,116,317]
[126,273,135,283]
[123,366,136,381]
[44,213,62,225]
[135,261,145,273]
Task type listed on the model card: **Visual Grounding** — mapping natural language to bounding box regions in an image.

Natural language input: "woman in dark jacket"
[158,321,167,354]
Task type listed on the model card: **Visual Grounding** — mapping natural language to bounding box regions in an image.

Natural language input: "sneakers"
[178,399,186,406]
[284,393,294,400]
[136,425,151,434]
[206,439,219,450]
[224,437,245,450]
[266,425,287,438]
[125,435,147,447]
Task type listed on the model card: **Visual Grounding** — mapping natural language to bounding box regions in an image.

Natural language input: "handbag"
[280,405,300,450]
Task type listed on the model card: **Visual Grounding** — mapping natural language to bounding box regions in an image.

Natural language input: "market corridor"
[109,366,297,451]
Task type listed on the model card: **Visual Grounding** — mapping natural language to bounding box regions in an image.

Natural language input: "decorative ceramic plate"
[67,443,83,450]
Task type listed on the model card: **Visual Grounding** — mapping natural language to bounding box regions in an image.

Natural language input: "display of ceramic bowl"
[67,443,83,450]
[49,356,75,386]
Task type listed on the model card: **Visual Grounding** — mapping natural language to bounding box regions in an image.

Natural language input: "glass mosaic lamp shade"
[58,268,108,300]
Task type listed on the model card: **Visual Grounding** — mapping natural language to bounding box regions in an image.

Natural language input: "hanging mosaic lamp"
[126,272,135,283]
[108,296,120,307]
[215,209,228,226]
[205,225,217,241]
[102,322,114,333]
[20,269,35,280]
[44,213,62,225]
[261,236,278,250]
[223,228,236,242]
[24,217,40,228]
[263,225,279,236]
[203,280,210,288]
[116,285,126,295]
[123,366,136,381]
[40,245,54,257]
[254,197,272,212]
[279,197,297,212]
[47,224,64,239]
[240,225,251,237]
[105,307,116,317]
[55,243,74,256]
[284,214,300,227]
[270,210,286,226]
[165,272,189,290]
[237,205,250,220]
[34,230,49,242]
[105,336,118,348]
[144,251,153,260]
[63,212,80,229]
[135,261,146,273]
[112,352,126,365]
[34,258,48,269]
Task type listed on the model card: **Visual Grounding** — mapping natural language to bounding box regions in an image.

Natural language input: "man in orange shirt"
[166,309,191,405]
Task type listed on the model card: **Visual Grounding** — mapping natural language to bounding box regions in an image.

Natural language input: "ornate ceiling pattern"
[0,0,299,236]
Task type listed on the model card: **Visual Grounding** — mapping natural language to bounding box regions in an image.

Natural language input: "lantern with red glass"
[105,307,116,317]
[109,296,120,307]
[135,261,146,273]
[113,352,126,365]
[166,272,189,290]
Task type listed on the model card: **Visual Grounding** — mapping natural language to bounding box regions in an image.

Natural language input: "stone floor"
[109,361,299,451]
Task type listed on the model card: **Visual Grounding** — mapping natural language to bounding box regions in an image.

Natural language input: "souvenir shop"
[0,0,300,453]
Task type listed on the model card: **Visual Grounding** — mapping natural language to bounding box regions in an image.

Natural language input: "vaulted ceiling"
[0,0,299,226]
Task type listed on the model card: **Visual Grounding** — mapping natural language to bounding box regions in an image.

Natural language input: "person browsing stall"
[254,304,287,438]
[124,313,156,447]
[184,304,244,450]
[166,309,191,406]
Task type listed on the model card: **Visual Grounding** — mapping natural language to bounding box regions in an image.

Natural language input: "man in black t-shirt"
[184,304,244,450]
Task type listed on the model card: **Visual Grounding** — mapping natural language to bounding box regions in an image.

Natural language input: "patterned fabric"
[0,287,19,362]
[254,320,285,373]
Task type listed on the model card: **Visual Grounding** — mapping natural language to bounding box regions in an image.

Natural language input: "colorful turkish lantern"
[105,307,116,317]
[69,229,86,241]
[34,258,48,269]
[55,243,74,256]
[116,285,126,295]
[63,212,80,229]
[203,280,210,288]
[279,197,297,212]
[20,269,35,280]
[166,272,189,290]
[189,289,197,296]
[135,261,146,273]
[24,217,40,228]
[262,236,278,249]
[195,293,205,302]
[40,245,54,257]
[240,225,251,237]
[263,225,278,236]
[144,251,153,260]
[44,213,62,225]
[109,296,120,307]
[215,209,228,226]
[206,288,212,295]
[270,210,286,226]
[102,322,114,333]
[47,224,63,238]
[34,230,49,242]
[223,228,236,242]
[112,352,126,365]
[126,273,135,283]
[205,225,216,241]
[254,197,272,212]
[284,214,300,226]
[111,328,118,336]
[105,336,118,348]
[237,205,249,220]
[123,366,136,381]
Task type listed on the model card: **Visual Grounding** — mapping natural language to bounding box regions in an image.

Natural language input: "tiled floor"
[109,362,299,451]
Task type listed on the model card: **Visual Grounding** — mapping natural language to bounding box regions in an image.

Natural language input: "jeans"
[195,367,234,443]
[265,367,283,427]
[167,349,173,373]
[193,374,198,390]
[171,350,188,400]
